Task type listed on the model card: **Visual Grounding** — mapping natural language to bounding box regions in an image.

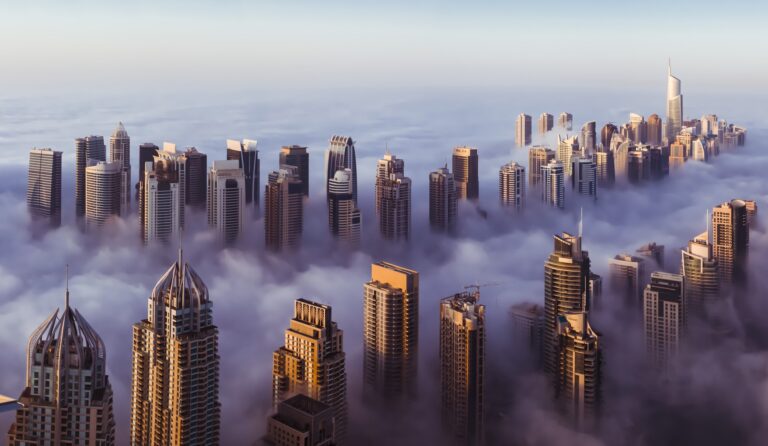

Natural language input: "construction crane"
[463,282,503,303]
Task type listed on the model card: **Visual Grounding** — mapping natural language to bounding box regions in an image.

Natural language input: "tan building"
[141,156,182,244]
[516,113,532,146]
[643,272,685,369]
[27,148,62,226]
[556,312,601,427]
[543,231,591,377]
[681,231,720,316]
[608,254,646,308]
[452,146,479,200]
[273,299,347,441]
[375,152,404,216]
[538,112,554,133]
[712,200,749,284]
[440,289,485,446]
[647,114,663,146]
[594,150,614,187]
[557,135,579,176]
[743,199,758,226]
[265,165,304,251]
[363,262,419,400]
[130,252,220,445]
[84,161,122,229]
[265,394,335,446]
[429,166,457,232]
[558,112,573,130]
[377,173,411,240]
[7,287,115,445]
[528,146,555,188]
[75,135,106,217]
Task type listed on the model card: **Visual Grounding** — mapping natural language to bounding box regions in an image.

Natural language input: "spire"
[668,58,671,76]
[579,207,584,238]
[65,264,70,309]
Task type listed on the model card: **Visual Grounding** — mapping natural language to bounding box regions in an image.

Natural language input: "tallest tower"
[665,61,683,142]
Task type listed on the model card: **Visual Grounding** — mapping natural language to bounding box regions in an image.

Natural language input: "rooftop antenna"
[65,264,70,309]
[579,207,584,238]
[668,58,672,75]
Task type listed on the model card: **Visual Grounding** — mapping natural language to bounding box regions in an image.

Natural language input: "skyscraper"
[326,136,357,204]
[647,114,663,145]
[273,299,347,441]
[516,113,532,146]
[608,254,646,308]
[543,231,591,377]
[558,112,573,130]
[666,62,683,142]
[712,200,749,284]
[363,262,419,400]
[510,302,545,366]
[226,139,260,206]
[628,113,647,144]
[109,122,131,212]
[557,135,579,176]
[207,160,245,243]
[328,168,361,245]
[265,394,336,446]
[580,121,596,153]
[538,112,554,133]
[184,147,207,208]
[142,157,182,244]
[643,272,685,368]
[27,148,62,226]
[528,146,555,188]
[637,242,665,269]
[375,152,405,216]
[156,143,188,228]
[7,282,115,445]
[429,166,457,232]
[130,251,221,446]
[541,160,565,209]
[377,173,411,240]
[75,135,106,217]
[571,156,597,198]
[84,161,122,229]
[440,289,485,446]
[600,123,618,150]
[593,150,615,188]
[555,311,601,427]
[681,231,720,315]
[265,165,304,251]
[452,146,479,200]
[280,145,310,197]
[499,161,526,210]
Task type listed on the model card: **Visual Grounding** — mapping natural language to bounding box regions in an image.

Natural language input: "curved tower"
[665,62,683,142]
[325,136,357,204]
[130,251,221,446]
[7,282,115,445]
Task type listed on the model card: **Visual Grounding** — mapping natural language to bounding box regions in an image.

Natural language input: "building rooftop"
[281,393,331,416]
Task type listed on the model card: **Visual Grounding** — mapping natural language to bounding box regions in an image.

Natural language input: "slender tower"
[208,160,245,243]
[328,168,361,245]
[452,146,479,200]
[571,156,597,198]
[429,166,458,232]
[375,152,405,216]
[643,272,685,369]
[280,145,310,197]
[377,172,411,241]
[7,274,116,446]
[226,139,260,207]
[516,113,532,146]
[273,299,348,442]
[265,165,304,251]
[84,161,122,229]
[528,146,555,188]
[363,262,419,400]
[556,311,601,427]
[499,161,526,210]
[27,148,62,226]
[681,227,720,316]
[665,61,683,142]
[326,136,357,204]
[130,251,221,445]
[142,157,182,244]
[711,200,749,284]
[541,160,565,209]
[184,147,208,208]
[440,288,485,445]
[109,122,131,212]
[75,136,106,217]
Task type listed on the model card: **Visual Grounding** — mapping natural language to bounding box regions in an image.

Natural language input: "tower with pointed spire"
[110,122,131,212]
[7,270,116,445]
[129,251,221,445]
[665,61,683,142]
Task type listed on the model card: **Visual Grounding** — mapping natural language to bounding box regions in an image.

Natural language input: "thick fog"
[0,86,767,445]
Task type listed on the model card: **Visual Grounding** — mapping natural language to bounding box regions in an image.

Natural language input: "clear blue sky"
[0,0,765,93]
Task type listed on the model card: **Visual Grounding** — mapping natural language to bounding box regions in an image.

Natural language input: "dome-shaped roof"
[111,121,128,138]
[151,250,209,311]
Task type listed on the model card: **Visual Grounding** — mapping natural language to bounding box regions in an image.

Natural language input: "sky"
[0,1,766,93]
[1,1,768,445]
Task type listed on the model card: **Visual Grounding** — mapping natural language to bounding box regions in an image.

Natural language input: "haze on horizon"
[0,0,766,93]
